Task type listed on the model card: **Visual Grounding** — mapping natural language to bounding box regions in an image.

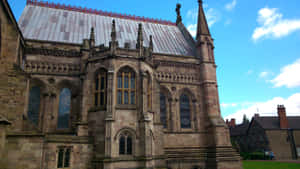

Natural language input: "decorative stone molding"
[25,47,81,57]
[155,71,199,84]
[154,60,199,69]
[25,61,81,75]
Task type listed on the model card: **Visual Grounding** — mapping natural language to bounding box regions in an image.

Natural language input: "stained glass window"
[180,94,191,128]
[160,93,167,128]
[57,88,71,129]
[117,67,136,105]
[27,86,41,126]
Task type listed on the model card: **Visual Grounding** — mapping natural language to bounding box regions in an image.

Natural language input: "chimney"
[231,119,236,127]
[227,119,236,128]
[277,105,289,129]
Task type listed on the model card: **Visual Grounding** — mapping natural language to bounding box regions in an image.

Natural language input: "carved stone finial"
[111,19,116,42]
[198,0,203,4]
[176,3,182,24]
[89,27,95,47]
[136,23,143,49]
[149,35,153,52]
[109,20,118,55]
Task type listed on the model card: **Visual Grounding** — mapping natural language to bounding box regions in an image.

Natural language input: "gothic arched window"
[57,88,71,129]
[117,67,136,105]
[27,86,41,126]
[160,93,167,128]
[119,133,133,155]
[95,69,107,108]
[180,94,191,128]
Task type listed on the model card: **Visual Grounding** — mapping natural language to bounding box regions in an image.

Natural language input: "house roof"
[229,122,249,137]
[18,0,196,56]
[253,116,300,130]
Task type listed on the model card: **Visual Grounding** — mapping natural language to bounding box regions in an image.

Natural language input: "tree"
[243,114,250,124]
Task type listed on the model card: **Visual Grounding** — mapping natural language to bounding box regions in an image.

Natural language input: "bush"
[240,151,272,160]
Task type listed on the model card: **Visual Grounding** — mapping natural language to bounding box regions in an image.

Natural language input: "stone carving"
[25,61,81,75]
[25,47,82,57]
[154,60,199,69]
[156,71,199,84]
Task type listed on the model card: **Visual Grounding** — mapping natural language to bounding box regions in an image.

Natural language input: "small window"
[119,132,133,155]
[27,86,41,126]
[117,67,136,105]
[95,69,107,108]
[57,147,71,168]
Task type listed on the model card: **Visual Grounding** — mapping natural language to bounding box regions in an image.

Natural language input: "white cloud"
[206,8,219,27]
[271,58,300,88]
[224,93,300,124]
[252,7,300,41]
[186,6,220,37]
[225,0,237,11]
[187,24,197,37]
[259,71,269,78]
[221,103,238,108]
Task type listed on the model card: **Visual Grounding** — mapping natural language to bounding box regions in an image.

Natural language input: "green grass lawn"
[243,161,300,169]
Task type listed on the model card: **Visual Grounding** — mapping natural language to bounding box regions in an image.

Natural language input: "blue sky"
[8,0,300,123]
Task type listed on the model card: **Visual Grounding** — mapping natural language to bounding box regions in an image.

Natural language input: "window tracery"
[119,132,133,155]
[95,69,107,108]
[117,67,136,105]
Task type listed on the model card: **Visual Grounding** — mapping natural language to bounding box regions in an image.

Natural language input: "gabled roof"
[253,116,300,130]
[229,122,249,137]
[18,0,196,56]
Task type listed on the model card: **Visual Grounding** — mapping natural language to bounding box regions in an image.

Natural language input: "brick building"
[227,105,300,160]
[0,0,242,169]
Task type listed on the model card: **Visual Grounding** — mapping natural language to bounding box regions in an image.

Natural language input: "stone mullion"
[171,98,179,132]
[152,80,160,123]
[106,70,114,119]
[42,93,51,133]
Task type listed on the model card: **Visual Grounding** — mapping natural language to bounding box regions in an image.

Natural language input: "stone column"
[104,68,114,159]
[0,119,11,168]
[77,73,92,136]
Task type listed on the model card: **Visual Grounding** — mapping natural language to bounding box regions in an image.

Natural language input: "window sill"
[88,106,106,112]
[115,104,137,110]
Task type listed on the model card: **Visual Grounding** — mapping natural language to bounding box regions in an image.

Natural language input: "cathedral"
[0,0,242,169]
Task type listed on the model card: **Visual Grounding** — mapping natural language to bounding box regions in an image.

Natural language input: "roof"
[253,116,300,130]
[18,0,196,56]
[229,122,249,137]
